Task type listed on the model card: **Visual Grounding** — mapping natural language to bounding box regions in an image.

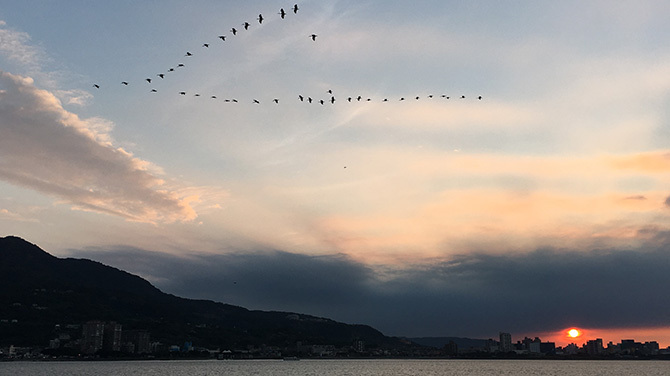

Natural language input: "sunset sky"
[1,1,670,347]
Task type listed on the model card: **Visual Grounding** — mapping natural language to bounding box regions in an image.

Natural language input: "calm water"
[2,359,669,376]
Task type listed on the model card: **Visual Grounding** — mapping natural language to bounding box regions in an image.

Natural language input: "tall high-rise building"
[81,321,105,354]
[499,332,512,352]
[103,322,122,352]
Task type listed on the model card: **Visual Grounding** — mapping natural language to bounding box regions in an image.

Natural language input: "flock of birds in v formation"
[92,3,483,105]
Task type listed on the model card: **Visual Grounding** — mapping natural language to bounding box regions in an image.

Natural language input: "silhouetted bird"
[202,43,209,48]
[185,51,193,56]
[253,99,260,104]
[194,93,200,97]
[279,8,286,18]
[146,78,152,83]
[243,22,250,30]
[330,96,335,104]
[461,95,465,99]
[121,81,128,85]
[232,99,238,103]
[93,84,100,89]
[168,68,175,72]
[273,99,279,103]
[231,28,237,35]
[347,97,352,102]
[357,95,362,101]
[298,95,304,101]
[218,35,226,41]
[415,96,420,100]
[428,95,433,98]
[399,97,405,101]
[478,96,482,100]
[327,89,333,94]
[157,73,165,79]
[177,63,185,68]
[310,34,317,41]
[151,89,157,93]
[319,99,324,105]
[211,95,217,99]
[308,97,313,103]
[293,4,299,13]
[383,98,388,102]
[179,92,186,95]
[258,14,264,24]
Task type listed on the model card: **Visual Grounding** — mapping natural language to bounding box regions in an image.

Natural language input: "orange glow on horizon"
[534,327,670,348]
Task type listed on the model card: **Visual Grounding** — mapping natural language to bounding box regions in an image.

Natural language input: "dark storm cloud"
[70,234,670,338]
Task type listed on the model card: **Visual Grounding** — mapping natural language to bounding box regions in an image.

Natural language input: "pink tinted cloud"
[0,71,196,223]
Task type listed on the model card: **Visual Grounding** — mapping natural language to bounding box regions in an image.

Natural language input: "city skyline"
[1,1,669,346]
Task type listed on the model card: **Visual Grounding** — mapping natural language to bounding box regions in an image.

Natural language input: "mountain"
[0,236,403,351]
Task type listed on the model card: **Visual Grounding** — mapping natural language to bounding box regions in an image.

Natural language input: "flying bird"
[202,43,209,48]
[177,63,185,68]
[194,93,200,96]
[279,8,286,19]
[273,98,279,104]
[243,22,250,30]
[231,27,237,35]
[319,99,324,105]
[218,35,226,41]
[185,51,192,56]
[145,78,152,83]
[307,97,313,103]
[327,89,333,94]
[253,99,260,104]
[347,97,352,102]
[461,95,465,99]
[310,34,317,41]
[150,89,157,93]
[293,4,299,13]
[157,73,165,79]
[258,14,264,24]
[298,95,304,101]
[93,84,100,89]
[179,92,186,95]
[168,68,175,72]
[121,81,128,85]
[211,95,217,99]
[357,95,362,101]
[478,96,482,100]
[399,97,405,101]
[330,96,335,104]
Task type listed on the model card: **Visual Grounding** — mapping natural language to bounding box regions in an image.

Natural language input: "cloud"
[69,232,670,338]
[0,21,46,74]
[0,71,196,223]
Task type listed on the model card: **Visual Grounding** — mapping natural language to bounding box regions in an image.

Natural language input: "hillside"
[0,236,401,351]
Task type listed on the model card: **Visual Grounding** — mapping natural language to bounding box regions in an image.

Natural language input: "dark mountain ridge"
[0,236,402,350]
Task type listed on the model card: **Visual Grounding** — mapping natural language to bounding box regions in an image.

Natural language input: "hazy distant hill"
[0,236,402,350]
[409,336,489,350]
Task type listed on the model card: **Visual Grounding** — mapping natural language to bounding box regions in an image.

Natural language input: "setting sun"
[568,328,581,338]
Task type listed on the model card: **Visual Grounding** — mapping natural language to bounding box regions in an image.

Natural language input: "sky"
[1,0,670,347]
